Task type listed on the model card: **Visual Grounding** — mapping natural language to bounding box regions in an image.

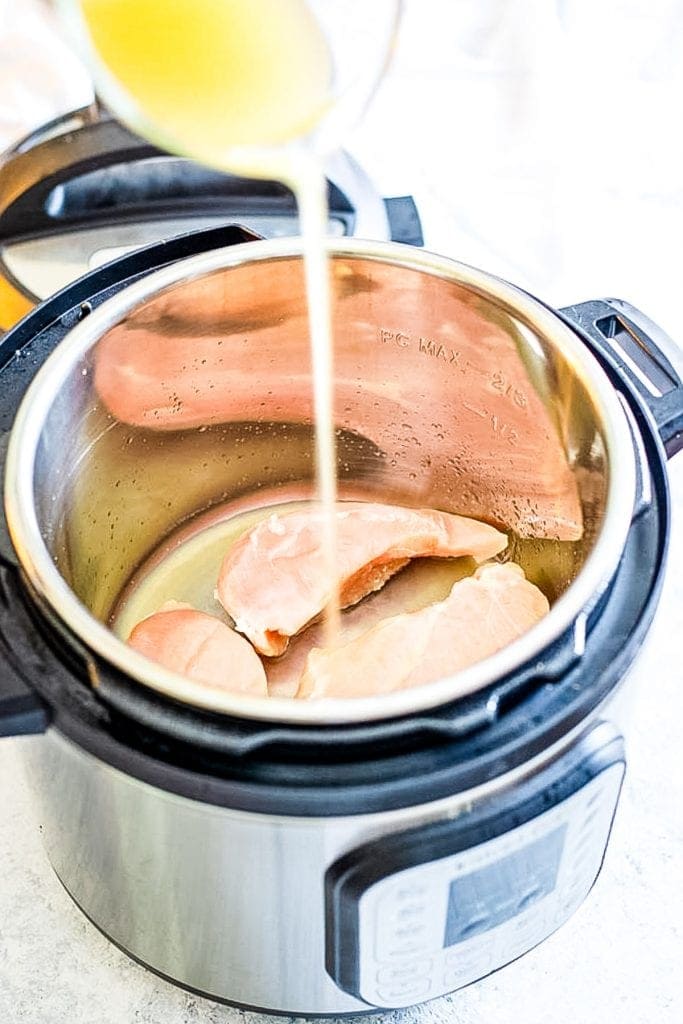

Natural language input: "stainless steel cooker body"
[0,228,680,1015]
[21,686,635,1016]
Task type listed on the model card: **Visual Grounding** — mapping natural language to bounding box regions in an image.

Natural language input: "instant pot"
[0,225,681,1016]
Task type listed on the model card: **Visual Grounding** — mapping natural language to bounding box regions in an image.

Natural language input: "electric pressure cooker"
[0,225,681,1016]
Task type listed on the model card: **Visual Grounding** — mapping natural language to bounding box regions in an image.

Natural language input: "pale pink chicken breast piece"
[216,503,508,656]
[93,258,583,541]
[297,562,549,699]
[128,601,267,696]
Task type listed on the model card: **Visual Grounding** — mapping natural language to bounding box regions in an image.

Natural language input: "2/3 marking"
[490,370,527,408]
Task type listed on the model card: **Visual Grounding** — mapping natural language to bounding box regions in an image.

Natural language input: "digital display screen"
[444,826,566,947]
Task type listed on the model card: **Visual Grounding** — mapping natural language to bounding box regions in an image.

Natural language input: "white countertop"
[1,2,683,1021]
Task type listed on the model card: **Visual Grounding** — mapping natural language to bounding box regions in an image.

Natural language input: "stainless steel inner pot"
[4,238,636,723]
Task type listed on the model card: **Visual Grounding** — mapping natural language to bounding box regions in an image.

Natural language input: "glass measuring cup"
[55,0,402,178]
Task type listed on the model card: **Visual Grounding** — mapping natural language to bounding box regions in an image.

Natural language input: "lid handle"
[0,109,161,243]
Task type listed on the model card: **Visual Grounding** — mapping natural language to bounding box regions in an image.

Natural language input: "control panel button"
[377,960,433,985]
[376,977,431,1005]
[395,903,427,920]
[378,888,431,918]
[445,943,491,969]
[442,966,482,992]
[384,939,433,960]
[376,898,434,960]
[393,923,427,940]
[395,884,429,901]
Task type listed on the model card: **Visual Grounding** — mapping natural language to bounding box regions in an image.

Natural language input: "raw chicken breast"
[298,562,549,699]
[128,600,267,695]
[93,257,583,541]
[217,503,507,656]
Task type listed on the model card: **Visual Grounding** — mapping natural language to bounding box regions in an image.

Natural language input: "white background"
[0,2,682,1022]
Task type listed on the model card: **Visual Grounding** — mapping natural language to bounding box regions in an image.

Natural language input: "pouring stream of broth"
[66,0,402,647]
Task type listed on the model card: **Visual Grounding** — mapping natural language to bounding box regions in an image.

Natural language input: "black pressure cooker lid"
[0,225,672,815]
[0,105,422,328]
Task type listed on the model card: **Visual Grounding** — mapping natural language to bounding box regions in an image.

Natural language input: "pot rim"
[4,237,636,725]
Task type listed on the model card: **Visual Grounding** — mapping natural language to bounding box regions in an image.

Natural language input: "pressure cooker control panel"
[325,727,625,1009]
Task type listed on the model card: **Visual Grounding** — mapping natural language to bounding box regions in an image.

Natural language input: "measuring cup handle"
[559,299,683,458]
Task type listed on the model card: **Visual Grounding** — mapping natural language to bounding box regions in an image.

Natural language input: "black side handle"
[0,565,50,737]
[0,432,17,568]
[0,421,49,735]
[385,196,423,247]
[559,299,683,458]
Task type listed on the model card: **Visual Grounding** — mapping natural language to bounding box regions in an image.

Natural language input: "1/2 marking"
[463,403,519,446]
